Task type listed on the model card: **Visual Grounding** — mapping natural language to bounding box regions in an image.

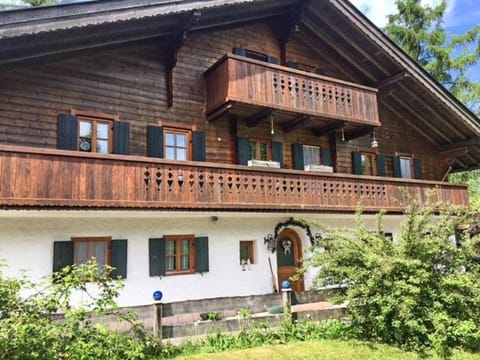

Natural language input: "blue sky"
[349,0,480,80]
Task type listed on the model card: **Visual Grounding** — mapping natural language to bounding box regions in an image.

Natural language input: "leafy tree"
[384,0,480,114]
[0,260,158,359]
[449,170,480,210]
[302,201,480,357]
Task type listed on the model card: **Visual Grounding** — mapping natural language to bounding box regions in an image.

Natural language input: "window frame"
[360,151,378,176]
[71,109,117,154]
[302,144,321,167]
[249,137,272,161]
[164,234,195,275]
[244,49,269,62]
[71,236,112,267]
[399,156,413,179]
[163,127,192,161]
[239,240,255,265]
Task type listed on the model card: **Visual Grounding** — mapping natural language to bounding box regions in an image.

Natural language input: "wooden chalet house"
[0,0,479,306]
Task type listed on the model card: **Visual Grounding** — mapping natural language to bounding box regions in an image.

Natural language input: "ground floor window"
[72,236,111,268]
[239,240,255,267]
[164,235,195,274]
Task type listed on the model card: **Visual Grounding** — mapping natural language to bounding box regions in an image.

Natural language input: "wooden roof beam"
[301,16,378,83]
[388,95,452,143]
[376,72,409,89]
[398,83,465,139]
[382,102,438,145]
[273,1,305,65]
[282,115,311,133]
[166,9,201,107]
[295,29,368,83]
[312,121,345,137]
[440,137,480,151]
[344,125,373,141]
[245,109,273,128]
[307,4,391,77]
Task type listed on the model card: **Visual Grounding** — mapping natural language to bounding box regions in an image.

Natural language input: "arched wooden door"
[276,229,304,292]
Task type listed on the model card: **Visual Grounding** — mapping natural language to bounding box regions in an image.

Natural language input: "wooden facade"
[0,1,476,213]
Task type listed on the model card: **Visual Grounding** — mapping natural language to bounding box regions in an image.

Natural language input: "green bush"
[0,260,156,360]
[302,201,480,357]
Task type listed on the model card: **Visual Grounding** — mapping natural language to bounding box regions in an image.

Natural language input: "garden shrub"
[302,200,480,357]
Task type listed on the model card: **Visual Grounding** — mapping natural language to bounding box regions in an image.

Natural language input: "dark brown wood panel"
[0,145,468,212]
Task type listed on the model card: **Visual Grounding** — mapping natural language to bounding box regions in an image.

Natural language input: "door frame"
[276,228,304,291]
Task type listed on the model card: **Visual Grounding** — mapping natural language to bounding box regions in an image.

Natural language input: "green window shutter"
[53,241,73,273]
[272,141,284,167]
[232,47,246,56]
[147,125,164,158]
[113,121,130,155]
[292,144,304,170]
[149,238,165,276]
[414,159,422,179]
[237,137,250,165]
[267,55,279,64]
[352,152,362,175]
[316,68,326,75]
[392,156,401,178]
[377,154,386,176]
[195,236,209,273]
[287,61,298,69]
[192,131,206,162]
[321,148,332,166]
[57,114,78,150]
[110,239,127,279]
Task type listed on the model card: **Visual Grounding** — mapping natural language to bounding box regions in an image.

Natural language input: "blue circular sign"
[153,290,163,301]
[281,280,291,289]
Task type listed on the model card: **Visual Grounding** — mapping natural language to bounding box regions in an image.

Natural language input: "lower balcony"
[0,145,468,212]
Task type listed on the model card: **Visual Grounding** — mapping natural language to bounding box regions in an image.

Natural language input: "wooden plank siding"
[0,21,449,188]
[0,145,468,212]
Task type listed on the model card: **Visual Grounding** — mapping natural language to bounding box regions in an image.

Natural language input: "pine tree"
[384,0,480,114]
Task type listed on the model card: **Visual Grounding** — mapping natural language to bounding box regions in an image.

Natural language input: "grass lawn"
[171,339,480,360]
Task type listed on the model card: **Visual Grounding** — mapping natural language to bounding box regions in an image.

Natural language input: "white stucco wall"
[0,210,404,307]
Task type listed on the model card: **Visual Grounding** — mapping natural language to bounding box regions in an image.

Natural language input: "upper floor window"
[249,138,271,161]
[352,151,385,177]
[72,110,117,154]
[360,152,377,176]
[57,110,130,155]
[146,125,206,162]
[293,144,332,170]
[164,128,190,160]
[303,145,321,166]
[399,156,412,179]
[232,47,279,65]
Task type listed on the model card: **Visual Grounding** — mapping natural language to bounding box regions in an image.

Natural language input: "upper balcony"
[0,145,467,213]
[205,54,380,128]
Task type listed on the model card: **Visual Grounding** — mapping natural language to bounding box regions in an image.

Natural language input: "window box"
[247,159,281,168]
[304,164,334,172]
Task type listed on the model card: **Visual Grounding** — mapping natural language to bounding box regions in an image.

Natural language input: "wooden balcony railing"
[0,146,468,212]
[205,54,380,126]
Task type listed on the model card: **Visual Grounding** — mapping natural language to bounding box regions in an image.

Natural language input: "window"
[360,152,377,176]
[239,241,254,265]
[164,235,195,274]
[249,139,271,161]
[53,238,127,278]
[399,157,412,179]
[303,145,321,166]
[72,236,111,269]
[164,128,191,161]
[72,110,116,154]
